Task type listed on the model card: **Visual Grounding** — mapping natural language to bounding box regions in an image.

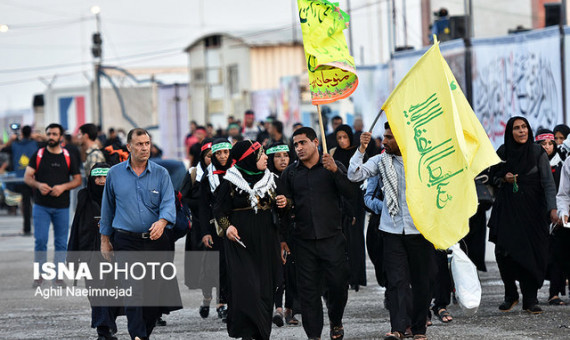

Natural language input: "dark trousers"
[495,247,539,308]
[17,184,33,233]
[432,250,452,310]
[294,233,349,338]
[383,232,433,336]
[113,231,170,340]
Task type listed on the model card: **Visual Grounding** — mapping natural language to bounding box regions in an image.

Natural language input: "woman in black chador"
[488,116,558,314]
[330,124,366,290]
[198,138,232,321]
[67,162,122,340]
[214,140,289,340]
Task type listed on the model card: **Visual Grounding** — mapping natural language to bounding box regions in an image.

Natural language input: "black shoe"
[199,305,210,318]
[498,299,519,312]
[156,317,167,326]
[217,305,228,323]
[272,310,284,327]
[524,304,543,314]
[32,278,43,288]
[21,231,32,236]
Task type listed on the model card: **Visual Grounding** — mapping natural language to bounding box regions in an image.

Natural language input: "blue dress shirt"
[100,159,176,236]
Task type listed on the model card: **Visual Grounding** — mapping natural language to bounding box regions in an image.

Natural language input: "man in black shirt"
[282,127,353,340]
[24,123,81,288]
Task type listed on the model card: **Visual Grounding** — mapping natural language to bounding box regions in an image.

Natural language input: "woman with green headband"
[266,141,300,327]
[67,162,123,340]
[213,140,290,340]
[198,138,233,322]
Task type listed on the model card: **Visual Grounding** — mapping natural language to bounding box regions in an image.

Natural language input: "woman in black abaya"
[488,116,558,314]
[214,140,289,340]
[330,124,366,290]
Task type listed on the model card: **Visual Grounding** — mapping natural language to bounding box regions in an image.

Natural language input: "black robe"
[213,180,284,340]
[488,144,555,286]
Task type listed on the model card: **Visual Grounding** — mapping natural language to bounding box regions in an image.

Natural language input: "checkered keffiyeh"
[378,153,399,217]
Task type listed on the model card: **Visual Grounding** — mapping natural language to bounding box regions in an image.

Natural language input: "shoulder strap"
[36,147,45,169]
[36,147,71,170]
[62,148,71,170]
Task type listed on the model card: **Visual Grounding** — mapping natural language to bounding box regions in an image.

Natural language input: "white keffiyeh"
[224,166,276,213]
[378,153,400,217]
[550,151,563,167]
[207,164,221,193]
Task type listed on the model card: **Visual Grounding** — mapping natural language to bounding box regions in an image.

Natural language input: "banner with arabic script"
[297,0,358,105]
[382,41,500,249]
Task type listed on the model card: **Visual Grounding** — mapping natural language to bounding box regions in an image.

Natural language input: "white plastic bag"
[449,244,481,315]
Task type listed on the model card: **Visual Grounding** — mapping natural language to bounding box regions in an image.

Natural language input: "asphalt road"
[1,211,570,340]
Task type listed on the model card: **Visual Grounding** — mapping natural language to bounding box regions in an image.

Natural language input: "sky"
[0,0,301,113]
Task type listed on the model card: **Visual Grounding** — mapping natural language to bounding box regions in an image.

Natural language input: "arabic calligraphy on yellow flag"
[297,0,358,104]
[381,41,501,249]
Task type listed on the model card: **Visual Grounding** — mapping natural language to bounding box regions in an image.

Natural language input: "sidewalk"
[1,211,570,339]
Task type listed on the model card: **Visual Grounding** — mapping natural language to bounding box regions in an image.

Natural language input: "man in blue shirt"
[348,122,434,340]
[100,128,176,340]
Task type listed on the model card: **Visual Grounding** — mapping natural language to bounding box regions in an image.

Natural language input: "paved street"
[1,210,570,340]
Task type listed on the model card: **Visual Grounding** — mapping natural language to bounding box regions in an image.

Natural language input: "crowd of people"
[13,110,570,340]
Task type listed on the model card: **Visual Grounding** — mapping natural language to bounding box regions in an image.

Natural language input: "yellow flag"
[382,41,500,249]
[297,0,358,104]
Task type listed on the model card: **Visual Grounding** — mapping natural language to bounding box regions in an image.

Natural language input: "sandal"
[548,297,566,305]
[435,308,452,323]
[284,309,299,325]
[330,325,344,340]
[413,335,428,340]
[384,331,404,340]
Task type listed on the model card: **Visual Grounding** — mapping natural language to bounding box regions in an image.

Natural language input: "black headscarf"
[553,124,570,139]
[211,138,232,173]
[332,124,356,168]
[231,140,265,185]
[504,116,535,175]
[88,162,110,205]
[199,138,214,171]
[266,141,292,176]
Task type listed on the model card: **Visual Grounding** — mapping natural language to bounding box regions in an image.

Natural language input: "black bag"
[475,178,494,211]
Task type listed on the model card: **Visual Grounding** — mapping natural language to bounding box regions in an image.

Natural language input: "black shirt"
[282,157,354,240]
[29,148,80,208]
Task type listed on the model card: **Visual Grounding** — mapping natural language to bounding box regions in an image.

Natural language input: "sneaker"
[217,305,228,323]
[524,304,543,314]
[32,278,43,288]
[498,299,519,312]
[53,279,66,288]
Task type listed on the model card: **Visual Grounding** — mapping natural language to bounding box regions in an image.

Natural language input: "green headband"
[211,142,232,153]
[91,167,109,177]
[266,144,289,155]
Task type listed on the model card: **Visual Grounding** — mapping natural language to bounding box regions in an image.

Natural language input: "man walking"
[282,127,353,340]
[24,123,81,287]
[348,123,433,340]
[100,128,178,340]
[3,125,38,235]
[78,123,105,174]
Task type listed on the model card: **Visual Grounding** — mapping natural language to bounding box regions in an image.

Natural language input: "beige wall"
[249,45,305,91]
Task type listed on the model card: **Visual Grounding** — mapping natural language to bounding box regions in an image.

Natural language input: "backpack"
[36,147,70,170]
[102,145,129,166]
[171,190,192,240]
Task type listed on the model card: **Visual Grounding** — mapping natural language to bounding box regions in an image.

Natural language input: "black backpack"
[171,190,192,240]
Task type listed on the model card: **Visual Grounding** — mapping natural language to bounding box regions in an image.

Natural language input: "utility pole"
[347,0,354,56]
[91,6,103,129]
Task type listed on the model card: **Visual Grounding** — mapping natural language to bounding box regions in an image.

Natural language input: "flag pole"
[317,104,328,153]
[368,109,384,133]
